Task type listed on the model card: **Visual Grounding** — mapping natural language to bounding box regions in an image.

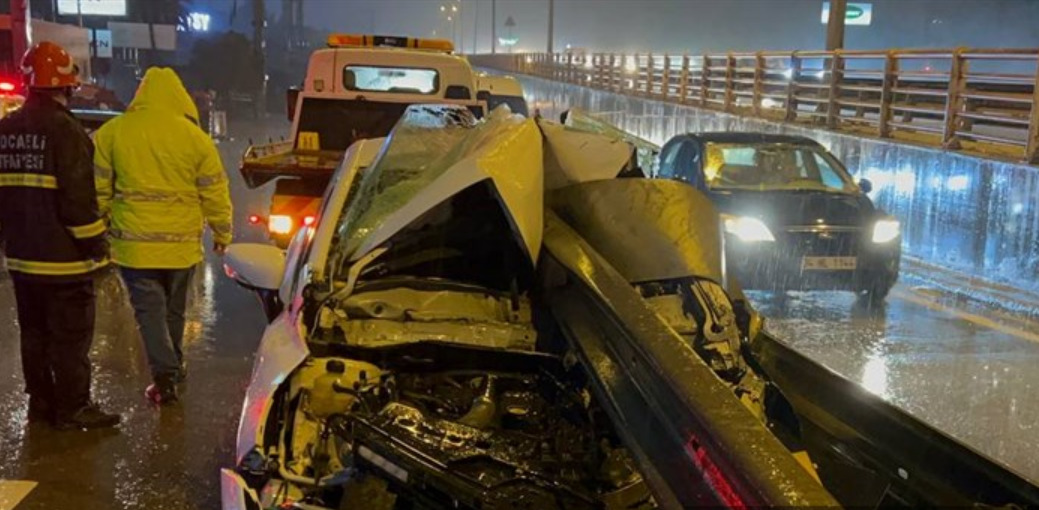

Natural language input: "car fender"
[236,307,309,463]
[220,468,261,510]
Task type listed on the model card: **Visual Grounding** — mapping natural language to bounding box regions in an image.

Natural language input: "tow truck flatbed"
[240,140,341,188]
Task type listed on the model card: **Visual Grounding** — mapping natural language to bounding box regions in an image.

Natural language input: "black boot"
[54,403,121,431]
[27,397,53,424]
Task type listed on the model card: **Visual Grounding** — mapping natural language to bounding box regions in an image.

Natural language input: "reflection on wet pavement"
[2,115,1038,507]
[0,120,280,509]
[753,287,1039,484]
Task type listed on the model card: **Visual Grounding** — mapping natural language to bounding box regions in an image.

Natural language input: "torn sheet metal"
[548,178,726,285]
[335,105,543,266]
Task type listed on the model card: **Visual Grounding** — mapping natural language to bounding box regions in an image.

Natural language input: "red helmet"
[22,41,80,89]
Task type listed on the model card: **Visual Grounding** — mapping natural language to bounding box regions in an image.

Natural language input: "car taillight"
[303,215,316,226]
[248,214,262,225]
[268,215,293,234]
[0,82,15,92]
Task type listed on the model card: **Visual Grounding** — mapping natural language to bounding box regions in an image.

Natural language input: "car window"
[658,141,682,178]
[813,152,846,190]
[704,142,855,192]
[343,65,439,95]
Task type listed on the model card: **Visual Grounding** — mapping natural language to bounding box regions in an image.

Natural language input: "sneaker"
[54,404,121,431]
[145,381,179,406]
[27,398,53,424]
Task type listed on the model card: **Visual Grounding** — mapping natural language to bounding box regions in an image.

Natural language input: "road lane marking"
[891,288,1039,345]
[0,481,36,510]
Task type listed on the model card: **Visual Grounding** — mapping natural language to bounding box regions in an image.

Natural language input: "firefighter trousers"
[12,278,96,418]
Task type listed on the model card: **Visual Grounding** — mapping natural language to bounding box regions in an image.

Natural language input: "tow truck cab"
[476,72,528,116]
[241,34,489,247]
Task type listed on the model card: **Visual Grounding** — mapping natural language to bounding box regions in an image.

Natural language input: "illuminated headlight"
[872,219,900,243]
[724,216,775,242]
[268,215,294,235]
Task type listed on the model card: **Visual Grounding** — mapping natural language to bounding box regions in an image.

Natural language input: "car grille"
[780,227,861,256]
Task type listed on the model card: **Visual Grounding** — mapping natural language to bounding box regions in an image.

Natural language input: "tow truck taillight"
[303,215,316,227]
[269,215,293,235]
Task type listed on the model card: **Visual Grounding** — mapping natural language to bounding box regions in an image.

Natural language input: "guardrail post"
[724,52,736,112]
[943,47,966,150]
[826,50,844,129]
[640,54,648,96]
[623,53,631,94]
[700,53,710,108]
[678,54,690,103]
[786,52,801,122]
[608,53,616,92]
[1025,55,1039,163]
[879,50,897,138]
[752,51,764,116]
[662,55,672,100]
[566,52,574,83]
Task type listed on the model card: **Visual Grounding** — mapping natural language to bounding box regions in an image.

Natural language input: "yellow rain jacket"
[94,68,232,269]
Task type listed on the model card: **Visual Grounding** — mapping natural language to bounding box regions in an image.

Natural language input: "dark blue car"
[655,132,901,301]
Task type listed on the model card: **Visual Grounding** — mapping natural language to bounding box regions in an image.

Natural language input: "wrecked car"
[221,105,1039,509]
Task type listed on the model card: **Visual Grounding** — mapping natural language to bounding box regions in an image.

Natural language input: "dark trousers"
[12,278,95,417]
[119,267,194,380]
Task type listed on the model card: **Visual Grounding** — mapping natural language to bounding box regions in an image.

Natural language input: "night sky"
[186,0,1039,54]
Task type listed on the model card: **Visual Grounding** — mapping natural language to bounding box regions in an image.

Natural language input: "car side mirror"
[224,243,287,322]
[858,178,873,194]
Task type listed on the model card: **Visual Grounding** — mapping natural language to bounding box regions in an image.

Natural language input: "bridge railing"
[471,49,1039,164]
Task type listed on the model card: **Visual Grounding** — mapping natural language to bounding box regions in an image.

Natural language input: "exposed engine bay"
[254,287,655,510]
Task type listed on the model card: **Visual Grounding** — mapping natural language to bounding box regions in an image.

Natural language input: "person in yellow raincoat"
[94,68,232,405]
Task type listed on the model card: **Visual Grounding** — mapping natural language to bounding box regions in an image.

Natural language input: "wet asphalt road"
[1,117,1038,508]
[752,286,1039,485]
[0,119,284,510]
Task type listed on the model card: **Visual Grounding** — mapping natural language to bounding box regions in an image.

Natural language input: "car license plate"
[801,256,857,270]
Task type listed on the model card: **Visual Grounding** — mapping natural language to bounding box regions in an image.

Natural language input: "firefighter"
[0,41,121,430]
[94,68,232,406]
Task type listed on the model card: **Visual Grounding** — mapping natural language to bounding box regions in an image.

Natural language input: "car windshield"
[704,142,856,193]
[344,65,439,95]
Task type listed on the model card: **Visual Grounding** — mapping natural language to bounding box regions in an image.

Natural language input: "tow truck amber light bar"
[326,34,454,53]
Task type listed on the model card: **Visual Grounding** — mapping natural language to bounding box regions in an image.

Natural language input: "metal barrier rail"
[471,49,1039,164]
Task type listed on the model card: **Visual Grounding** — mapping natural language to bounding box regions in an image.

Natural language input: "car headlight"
[872,219,900,243]
[724,216,775,242]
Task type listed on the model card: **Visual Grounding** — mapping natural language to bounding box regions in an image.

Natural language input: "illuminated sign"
[498,37,518,47]
[57,0,127,17]
[91,29,113,58]
[178,12,211,32]
[821,2,873,26]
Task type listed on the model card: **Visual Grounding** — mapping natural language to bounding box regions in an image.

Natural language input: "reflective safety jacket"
[94,68,232,269]
[0,94,109,281]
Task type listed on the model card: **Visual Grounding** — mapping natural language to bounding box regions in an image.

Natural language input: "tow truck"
[241,34,529,247]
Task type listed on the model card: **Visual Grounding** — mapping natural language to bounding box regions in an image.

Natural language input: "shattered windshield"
[704,143,856,193]
[330,106,529,278]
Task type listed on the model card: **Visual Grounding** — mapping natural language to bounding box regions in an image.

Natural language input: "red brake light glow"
[303,215,316,226]
[248,214,262,225]
[0,82,15,92]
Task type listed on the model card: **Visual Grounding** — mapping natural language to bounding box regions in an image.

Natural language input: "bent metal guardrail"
[470,49,1039,164]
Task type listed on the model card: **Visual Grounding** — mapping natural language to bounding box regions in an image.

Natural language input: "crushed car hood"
[333,105,543,269]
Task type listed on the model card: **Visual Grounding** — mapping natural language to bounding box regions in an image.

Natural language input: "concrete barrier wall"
[503,71,1039,288]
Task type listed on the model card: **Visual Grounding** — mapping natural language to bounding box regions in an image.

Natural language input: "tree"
[187,31,263,104]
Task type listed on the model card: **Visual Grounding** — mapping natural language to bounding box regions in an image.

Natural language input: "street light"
[439,2,463,50]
